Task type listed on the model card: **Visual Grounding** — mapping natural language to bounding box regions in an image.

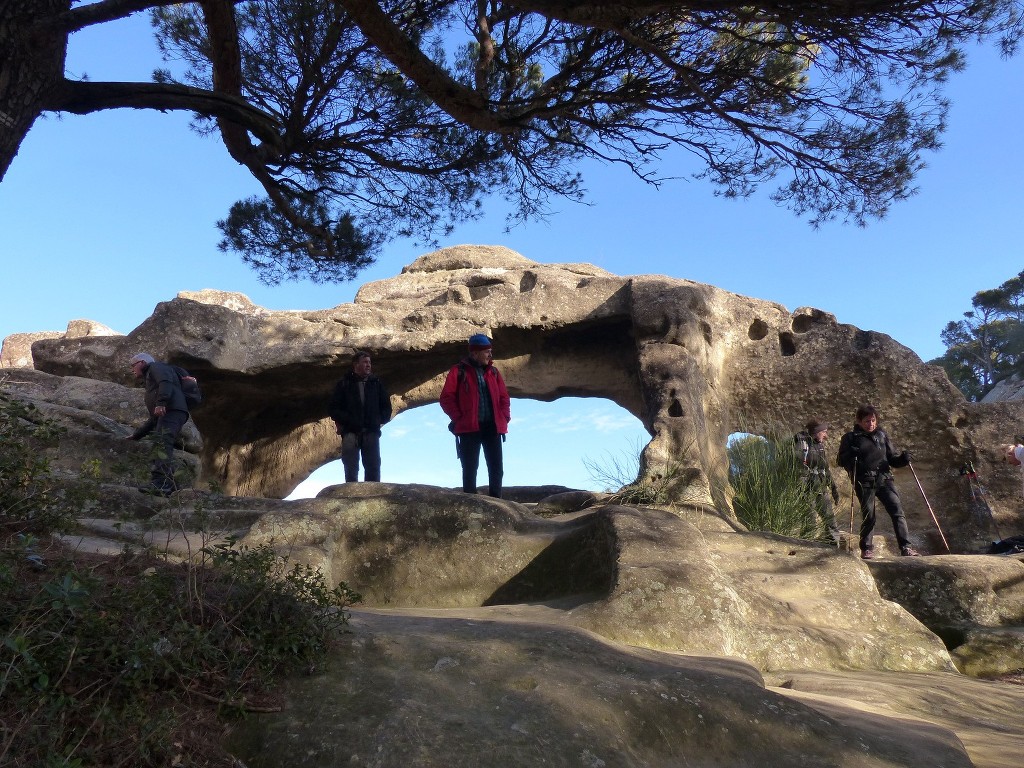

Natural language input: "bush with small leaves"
[0,396,73,536]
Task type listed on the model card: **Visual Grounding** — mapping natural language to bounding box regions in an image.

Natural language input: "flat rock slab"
[772,670,1024,768]
[226,609,978,768]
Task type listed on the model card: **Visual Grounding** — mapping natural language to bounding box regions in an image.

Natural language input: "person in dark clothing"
[439,334,511,498]
[126,352,190,496]
[837,405,920,559]
[328,351,392,482]
[795,420,840,537]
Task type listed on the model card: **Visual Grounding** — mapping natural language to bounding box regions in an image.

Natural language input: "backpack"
[988,535,1024,555]
[172,365,203,410]
[447,363,468,434]
[794,432,811,465]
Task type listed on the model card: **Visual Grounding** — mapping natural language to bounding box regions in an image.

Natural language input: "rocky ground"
[52,480,1024,768]
[4,270,1024,765]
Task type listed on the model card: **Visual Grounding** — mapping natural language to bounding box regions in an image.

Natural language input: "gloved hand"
[842,445,860,468]
[901,450,913,464]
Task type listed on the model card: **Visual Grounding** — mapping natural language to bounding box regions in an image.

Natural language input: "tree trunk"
[0,0,70,182]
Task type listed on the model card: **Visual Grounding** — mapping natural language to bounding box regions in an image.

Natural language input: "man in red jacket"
[440,334,511,498]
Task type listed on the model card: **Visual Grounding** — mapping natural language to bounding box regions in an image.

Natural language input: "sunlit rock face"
[6,338,1024,768]
[18,244,1024,551]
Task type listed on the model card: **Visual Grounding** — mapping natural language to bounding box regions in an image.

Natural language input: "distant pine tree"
[931,270,1024,401]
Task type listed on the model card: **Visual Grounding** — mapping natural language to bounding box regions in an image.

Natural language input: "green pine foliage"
[931,270,1024,401]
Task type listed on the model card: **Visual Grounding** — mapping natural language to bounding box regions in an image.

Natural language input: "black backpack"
[172,365,203,410]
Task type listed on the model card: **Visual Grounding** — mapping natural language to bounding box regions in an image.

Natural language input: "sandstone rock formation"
[983,373,1024,402]
[11,245,1024,553]
[0,319,118,368]
[4,370,1024,767]
[868,555,1024,678]
[241,483,954,674]
[226,612,995,768]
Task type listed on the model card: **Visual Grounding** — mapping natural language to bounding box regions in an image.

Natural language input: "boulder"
[532,489,603,514]
[1,319,119,369]
[1,330,63,368]
[240,483,953,674]
[226,611,983,768]
[866,554,1024,675]
[952,627,1024,678]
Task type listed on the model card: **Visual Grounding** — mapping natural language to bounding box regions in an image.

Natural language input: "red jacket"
[440,359,511,435]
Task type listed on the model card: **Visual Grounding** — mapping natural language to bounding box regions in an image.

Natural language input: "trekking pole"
[961,462,1003,541]
[908,462,950,552]
[849,457,857,534]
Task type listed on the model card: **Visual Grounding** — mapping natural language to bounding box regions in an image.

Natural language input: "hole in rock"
[791,314,815,334]
[286,398,648,499]
[748,319,770,340]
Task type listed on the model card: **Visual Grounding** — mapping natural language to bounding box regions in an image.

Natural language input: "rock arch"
[26,245,1024,552]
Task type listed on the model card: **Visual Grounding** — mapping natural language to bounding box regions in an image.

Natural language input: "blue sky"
[1,12,1021,496]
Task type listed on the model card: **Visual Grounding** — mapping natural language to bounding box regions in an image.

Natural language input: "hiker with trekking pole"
[837,405,924,560]
[794,420,842,541]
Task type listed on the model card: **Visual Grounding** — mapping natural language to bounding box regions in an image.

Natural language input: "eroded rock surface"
[241,484,954,674]
[11,245,1024,553]
[226,611,986,768]
[3,372,1023,767]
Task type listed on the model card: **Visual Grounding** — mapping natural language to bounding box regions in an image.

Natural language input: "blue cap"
[468,334,492,349]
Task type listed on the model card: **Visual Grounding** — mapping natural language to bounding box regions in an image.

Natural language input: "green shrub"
[0,542,360,767]
[0,393,361,766]
[584,437,704,507]
[728,433,821,539]
[0,396,73,536]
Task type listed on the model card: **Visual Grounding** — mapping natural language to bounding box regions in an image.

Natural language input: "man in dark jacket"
[127,352,190,496]
[439,334,511,498]
[328,351,392,482]
[795,420,840,538]
[837,404,920,559]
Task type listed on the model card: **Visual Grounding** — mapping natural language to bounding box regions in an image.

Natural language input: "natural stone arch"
[25,245,1024,552]
[286,396,648,497]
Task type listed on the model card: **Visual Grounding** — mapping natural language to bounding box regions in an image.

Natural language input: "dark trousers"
[150,409,189,491]
[459,422,503,498]
[856,476,911,551]
[341,431,381,482]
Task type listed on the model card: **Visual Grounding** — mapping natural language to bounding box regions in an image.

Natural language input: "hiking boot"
[860,548,875,560]
[900,546,921,557]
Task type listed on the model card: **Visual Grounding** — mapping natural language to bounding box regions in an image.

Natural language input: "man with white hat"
[127,352,190,496]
